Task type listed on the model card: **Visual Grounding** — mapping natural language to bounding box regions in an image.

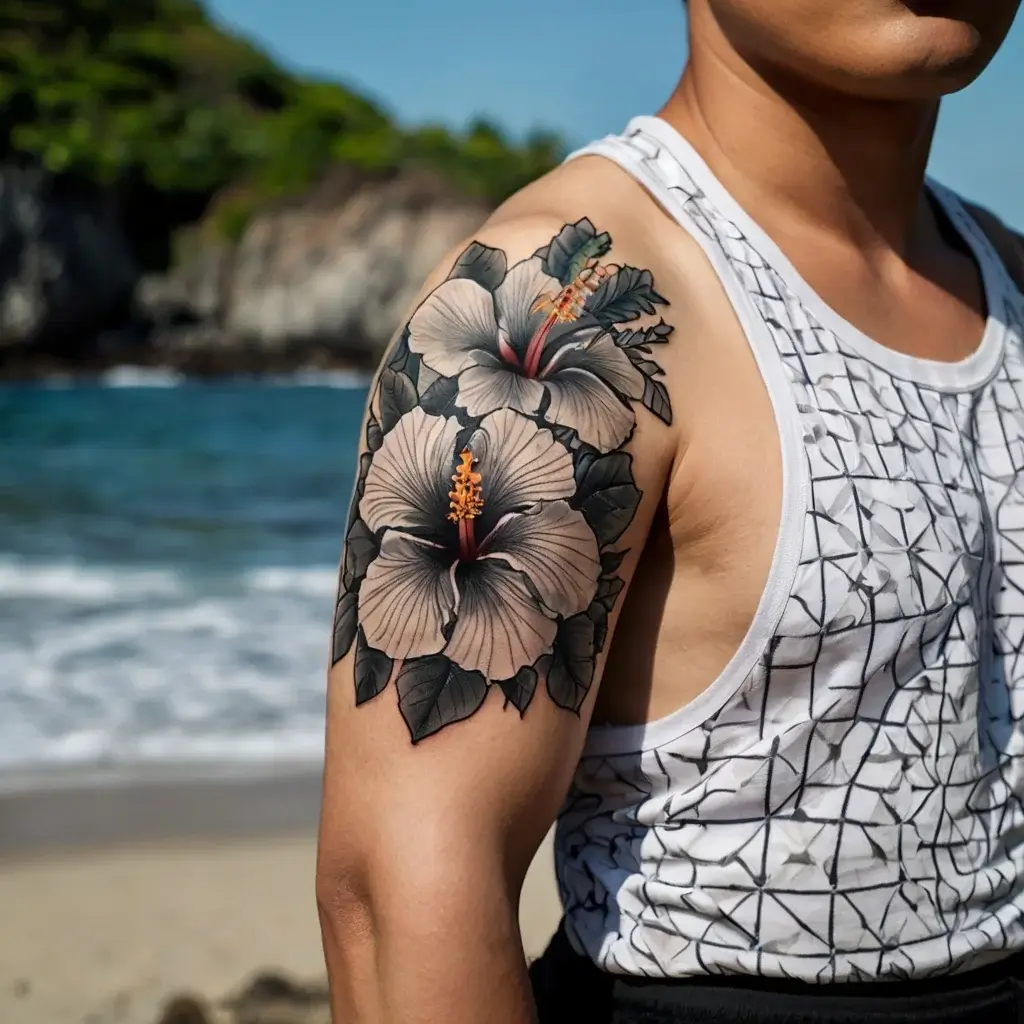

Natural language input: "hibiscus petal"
[479,502,601,618]
[494,256,561,350]
[543,329,645,399]
[542,368,636,452]
[444,559,556,680]
[408,277,499,377]
[358,532,456,661]
[360,407,460,534]
[456,352,546,419]
[469,408,575,515]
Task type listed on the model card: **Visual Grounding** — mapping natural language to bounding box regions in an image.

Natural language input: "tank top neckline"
[620,114,1009,394]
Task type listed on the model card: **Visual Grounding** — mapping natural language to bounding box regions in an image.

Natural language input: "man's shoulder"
[475,153,718,307]
[961,199,1024,292]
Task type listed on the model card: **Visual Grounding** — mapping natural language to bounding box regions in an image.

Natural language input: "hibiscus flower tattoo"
[332,219,674,742]
[358,406,601,679]
[407,257,647,452]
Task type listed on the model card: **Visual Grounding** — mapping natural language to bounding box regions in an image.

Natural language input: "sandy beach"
[0,770,561,1024]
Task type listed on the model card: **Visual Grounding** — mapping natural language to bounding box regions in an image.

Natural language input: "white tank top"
[556,116,1024,983]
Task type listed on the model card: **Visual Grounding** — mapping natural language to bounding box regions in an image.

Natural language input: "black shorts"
[529,921,1024,1024]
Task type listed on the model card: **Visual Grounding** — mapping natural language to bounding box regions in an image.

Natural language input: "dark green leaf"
[574,449,628,494]
[584,486,642,547]
[550,424,577,448]
[622,346,673,425]
[396,656,489,742]
[342,450,373,541]
[617,319,674,349]
[331,592,358,664]
[354,629,392,705]
[574,451,643,548]
[342,517,377,591]
[498,666,538,716]
[595,575,625,612]
[419,374,461,417]
[588,601,609,653]
[601,549,627,575]
[641,376,673,426]
[355,452,372,499]
[388,329,412,375]
[535,218,611,284]
[366,410,383,452]
[447,241,507,292]
[589,266,667,326]
[378,367,418,434]
[627,354,664,378]
[547,614,596,712]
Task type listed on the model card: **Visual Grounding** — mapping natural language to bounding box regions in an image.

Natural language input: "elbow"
[316,847,375,951]
[316,848,388,1019]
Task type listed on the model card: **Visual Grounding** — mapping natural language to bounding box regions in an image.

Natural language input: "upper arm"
[319,214,679,892]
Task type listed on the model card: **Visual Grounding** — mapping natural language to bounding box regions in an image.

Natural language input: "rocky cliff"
[0,165,138,371]
[0,164,491,378]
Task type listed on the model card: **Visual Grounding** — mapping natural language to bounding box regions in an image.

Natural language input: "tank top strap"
[565,125,811,757]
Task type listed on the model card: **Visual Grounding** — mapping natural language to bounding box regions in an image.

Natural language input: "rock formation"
[0,163,491,378]
[0,165,137,368]
[139,168,490,374]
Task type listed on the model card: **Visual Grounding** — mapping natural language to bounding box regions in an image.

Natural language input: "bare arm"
[316,215,678,1023]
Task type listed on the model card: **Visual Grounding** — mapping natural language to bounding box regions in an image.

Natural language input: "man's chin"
[804,38,992,103]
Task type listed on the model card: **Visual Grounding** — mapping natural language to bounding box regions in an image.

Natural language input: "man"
[317,1,1024,1021]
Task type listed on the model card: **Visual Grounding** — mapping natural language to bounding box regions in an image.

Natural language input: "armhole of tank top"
[928,179,1021,306]
[567,138,809,758]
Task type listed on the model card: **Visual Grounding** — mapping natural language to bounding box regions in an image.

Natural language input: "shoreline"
[0,762,325,859]
[0,363,374,387]
[0,352,379,385]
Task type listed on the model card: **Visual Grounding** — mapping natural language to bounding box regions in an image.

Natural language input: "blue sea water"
[0,369,369,775]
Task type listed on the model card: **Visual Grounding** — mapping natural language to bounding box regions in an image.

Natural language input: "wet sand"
[0,768,561,1024]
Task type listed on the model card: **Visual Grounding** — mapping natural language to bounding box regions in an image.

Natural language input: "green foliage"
[401,119,565,203]
[0,0,566,244]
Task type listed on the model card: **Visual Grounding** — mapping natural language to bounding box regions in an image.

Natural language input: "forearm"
[318,863,536,1024]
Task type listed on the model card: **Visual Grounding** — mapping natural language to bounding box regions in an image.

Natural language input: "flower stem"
[498,332,522,367]
[523,312,557,378]
[458,517,477,561]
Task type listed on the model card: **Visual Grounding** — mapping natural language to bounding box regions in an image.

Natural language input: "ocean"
[0,369,369,779]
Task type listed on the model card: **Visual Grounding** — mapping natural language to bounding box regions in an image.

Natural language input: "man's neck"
[659,15,942,262]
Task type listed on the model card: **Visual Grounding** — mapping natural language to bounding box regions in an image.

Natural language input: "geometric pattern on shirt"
[557,127,1024,983]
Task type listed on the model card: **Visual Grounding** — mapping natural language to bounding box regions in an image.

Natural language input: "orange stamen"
[448,449,484,523]
[448,448,483,561]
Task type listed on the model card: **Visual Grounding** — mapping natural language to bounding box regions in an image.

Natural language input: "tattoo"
[331,219,673,742]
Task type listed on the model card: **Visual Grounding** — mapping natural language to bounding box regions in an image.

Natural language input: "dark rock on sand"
[155,971,331,1024]
[155,994,216,1024]
[222,971,330,1024]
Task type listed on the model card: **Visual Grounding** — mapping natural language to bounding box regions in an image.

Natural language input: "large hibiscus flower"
[407,256,645,452]
[357,405,601,682]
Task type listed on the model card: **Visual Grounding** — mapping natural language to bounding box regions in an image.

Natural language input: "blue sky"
[208,0,1023,228]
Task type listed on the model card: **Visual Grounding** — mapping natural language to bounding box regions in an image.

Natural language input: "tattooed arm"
[316,215,677,1023]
